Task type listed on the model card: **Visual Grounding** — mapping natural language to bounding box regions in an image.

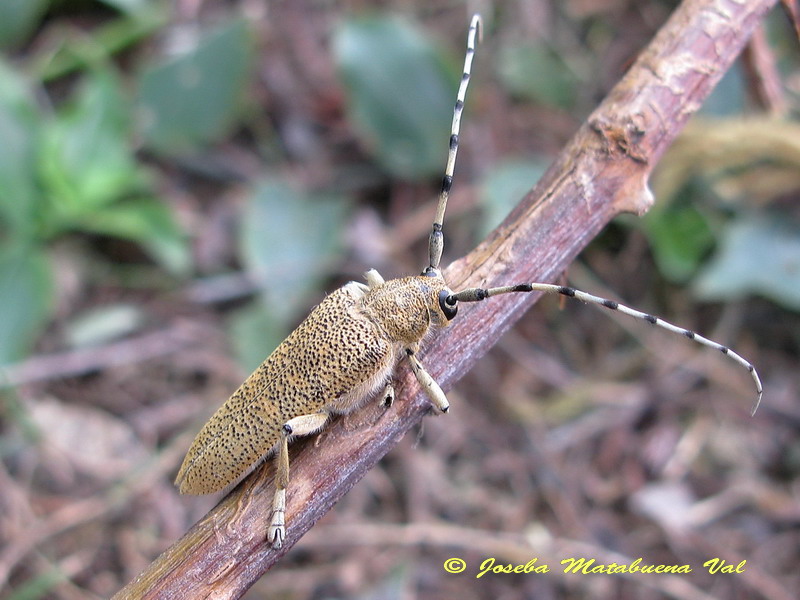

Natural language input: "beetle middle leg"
[268,411,330,548]
[380,382,395,408]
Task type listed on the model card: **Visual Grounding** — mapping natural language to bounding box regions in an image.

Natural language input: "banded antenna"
[427,14,763,414]
[446,284,763,415]
[426,13,482,274]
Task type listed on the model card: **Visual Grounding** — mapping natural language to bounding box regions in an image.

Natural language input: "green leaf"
[497,43,578,108]
[478,159,548,239]
[98,0,156,15]
[76,198,190,276]
[36,10,168,82]
[39,67,145,231]
[0,61,42,241]
[2,570,65,600]
[65,304,144,349]
[693,215,800,310]
[0,246,53,365]
[643,200,715,283]
[240,179,349,327]
[333,17,455,179]
[0,0,49,49]
[136,18,252,154]
[227,301,286,374]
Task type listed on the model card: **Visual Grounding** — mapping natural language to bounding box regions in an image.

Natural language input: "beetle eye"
[438,290,458,320]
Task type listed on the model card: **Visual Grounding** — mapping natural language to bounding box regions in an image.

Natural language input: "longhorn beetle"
[176,14,763,549]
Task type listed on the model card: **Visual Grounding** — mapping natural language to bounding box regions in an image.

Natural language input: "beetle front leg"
[405,349,449,413]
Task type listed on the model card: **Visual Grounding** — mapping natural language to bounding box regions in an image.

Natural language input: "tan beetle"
[175,14,762,549]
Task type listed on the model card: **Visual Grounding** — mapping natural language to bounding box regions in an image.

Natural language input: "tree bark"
[114,0,778,597]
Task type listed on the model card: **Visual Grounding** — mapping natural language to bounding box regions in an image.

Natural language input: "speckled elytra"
[175,15,762,549]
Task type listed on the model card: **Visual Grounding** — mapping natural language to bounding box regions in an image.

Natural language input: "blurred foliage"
[694,216,800,309]
[0,5,470,367]
[333,16,457,179]
[0,56,188,363]
[136,18,252,154]
[478,158,549,238]
[33,1,166,81]
[0,247,53,367]
[232,180,350,371]
[644,118,800,307]
[0,0,49,49]
[0,3,253,365]
[65,303,144,348]
[497,42,580,108]
[619,7,800,315]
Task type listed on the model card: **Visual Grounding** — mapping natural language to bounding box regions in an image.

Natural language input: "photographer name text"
[441,556,746,577]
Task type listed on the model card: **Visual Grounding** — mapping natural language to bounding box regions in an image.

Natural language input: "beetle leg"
[379,382,395,408]
[268,411,329,548]
[405,349,449,413]
[365,268,386,289]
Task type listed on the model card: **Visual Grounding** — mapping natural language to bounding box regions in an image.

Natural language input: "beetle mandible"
[175,14,762,549]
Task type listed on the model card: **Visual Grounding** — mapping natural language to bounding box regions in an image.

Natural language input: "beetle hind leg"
[267,437,289,548]
[268,411,330,549]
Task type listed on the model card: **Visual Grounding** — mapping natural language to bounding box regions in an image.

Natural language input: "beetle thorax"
[362,276,452,345]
